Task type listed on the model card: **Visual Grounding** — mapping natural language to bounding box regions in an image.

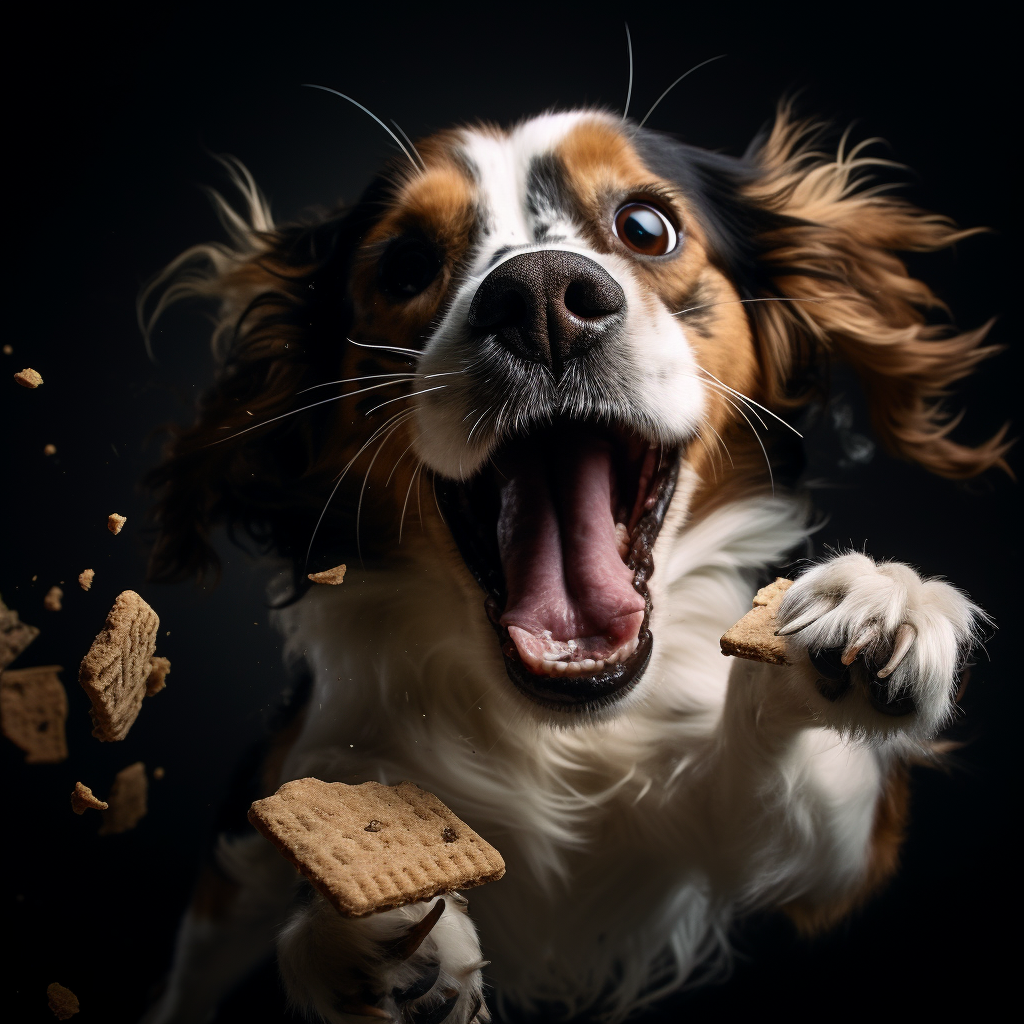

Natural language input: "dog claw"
[386,899,446,962]
[841,626,878,666]
[393,961,441,1001]
[876,623,916,678]
[401,990,460,1024]
[774,611,820,637]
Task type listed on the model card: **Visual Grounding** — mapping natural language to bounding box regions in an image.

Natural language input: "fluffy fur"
[140,105,1002,1023]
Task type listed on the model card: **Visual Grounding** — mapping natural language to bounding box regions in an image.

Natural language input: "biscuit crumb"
[71,781,108,814]
[44,586,63,612]
[2,344,11,355]
[78,569,95,592]
[0,596,40,670]
[100,761,148,835]
[0,666,68,763]
[14,367,43,388]
[79,591,160,741]
[153,766,165,780]
[47,982,79,1019]
[44,443,57,456]
[146,656,171,696]
[107,513,127,535]
[307,564,347,585]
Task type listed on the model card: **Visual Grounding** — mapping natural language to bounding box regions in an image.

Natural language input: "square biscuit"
[99,762,148,835]
[0,665,68,763]
[720,578,794,665]
[79,591,160,742]
[249,779,505,918]
[0,596,40,670]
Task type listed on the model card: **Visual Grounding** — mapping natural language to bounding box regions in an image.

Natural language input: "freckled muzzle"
[467,250,625,381]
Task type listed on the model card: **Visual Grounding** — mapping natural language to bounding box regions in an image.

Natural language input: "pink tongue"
[497,429,644,669]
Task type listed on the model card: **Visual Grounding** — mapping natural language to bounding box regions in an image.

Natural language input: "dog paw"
[774,552,986,739]
[277,891,489,1023]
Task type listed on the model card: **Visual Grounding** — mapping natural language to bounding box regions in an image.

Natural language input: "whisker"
[303,85,423,173]
[399,459,423,544]
[389,119,427,172]
[695,366,802,438]
[304,409,413,567]
[363,384,448,416]
[297,372,416,396]
[466,406,492,443]
[348,337,422,359]
[386,439,418,487]
[673,295,824,318]
[356,414,412,563]
[716,392,775,495]
[622,23,634,121]
[699,376,769,431]
[634,55,726,132]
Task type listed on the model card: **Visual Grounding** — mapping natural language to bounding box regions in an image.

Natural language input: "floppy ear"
[142,159,388,583]
[742,107,1011,478]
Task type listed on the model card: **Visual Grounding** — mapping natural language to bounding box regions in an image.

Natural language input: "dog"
[140,102,1007,1023]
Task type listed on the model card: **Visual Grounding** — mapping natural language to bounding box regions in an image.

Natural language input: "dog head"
[144,106,1007,716]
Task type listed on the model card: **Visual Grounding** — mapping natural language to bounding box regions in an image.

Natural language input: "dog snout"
[468,251,625,380]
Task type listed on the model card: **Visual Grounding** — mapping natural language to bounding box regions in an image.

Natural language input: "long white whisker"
[634,55,726,132]
[304,409,413,566]
[363,384,448,416]
[399,460,423,544]
[303,85,422,173]
[703,419,735,469]
[466,406,491,443]
[389,119,427,172]
[356,414,411,562]
[386,439,417,487]
[696,366,803,438]
[672,296,824,318]
[699,377,768,431]
[717,392,775,495]
[297,373,416,396]
[622,23,634,121]
[348,337,422,359]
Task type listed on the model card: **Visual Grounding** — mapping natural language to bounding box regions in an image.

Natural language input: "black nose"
[467,250,626,379]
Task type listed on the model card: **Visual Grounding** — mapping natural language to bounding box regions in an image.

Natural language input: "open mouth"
[436,420,680,711]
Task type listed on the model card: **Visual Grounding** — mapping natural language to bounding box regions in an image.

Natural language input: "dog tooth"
[551,661,568,675]
[593,659,605,671]
[580,659,597,671]
[563,662,582,676]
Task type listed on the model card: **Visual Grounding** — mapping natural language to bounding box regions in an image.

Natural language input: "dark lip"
[436,437,681,714]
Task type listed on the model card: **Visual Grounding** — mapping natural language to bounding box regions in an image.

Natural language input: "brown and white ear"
[141,158,387,583]
[743,107,1011,479]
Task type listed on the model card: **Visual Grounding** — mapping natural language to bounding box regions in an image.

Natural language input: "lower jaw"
[486,598,655,713]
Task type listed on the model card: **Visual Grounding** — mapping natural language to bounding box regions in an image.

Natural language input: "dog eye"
[613,202,677,256]
[378,238,443,298]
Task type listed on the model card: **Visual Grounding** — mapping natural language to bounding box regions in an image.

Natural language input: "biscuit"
[71,781,108,814]
[44,586,63,612]
[146,656,171,696]
[307,564,347,585]
[107,513,127,535]
[720,578,794,665]
[249,779,505,918]
[78,569,95,592]
[0,666,68,763]
[79,591,160,742]
[44,443,57,456]
[99,761,148,835]
[14,367,43,388]
[0,596,39,670]
[47,982,79,1020]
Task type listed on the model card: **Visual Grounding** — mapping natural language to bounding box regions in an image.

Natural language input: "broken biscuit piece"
[71,781,108,814]
[0,666,68,763]
[107,513,127,535]
[720,578,794,666]
[14,367,43,388]
[145,656,171,696]
[78,569,95,592]
[44,586,63,612]
[47,982,79,1020]
[44,443,57,456]
[99,761,147,835]
[79,591,160,741]
[307,564,347,585]
[0,596,39,670]
[249,779,505,918]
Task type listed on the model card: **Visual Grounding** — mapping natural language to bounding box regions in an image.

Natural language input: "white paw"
[775,552,987,740]
[277,891,489,1023]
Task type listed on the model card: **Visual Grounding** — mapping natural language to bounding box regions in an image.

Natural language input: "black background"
[3,3,1019,1021]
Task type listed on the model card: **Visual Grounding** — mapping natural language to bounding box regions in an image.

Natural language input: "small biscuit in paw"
[79,591,160,741]
[249,779,505,917]
[720,578,793,665]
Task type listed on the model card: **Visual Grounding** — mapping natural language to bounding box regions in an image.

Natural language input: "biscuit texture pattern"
[249,779,505,917]
[0,665,68,762]
[720,578,794,665]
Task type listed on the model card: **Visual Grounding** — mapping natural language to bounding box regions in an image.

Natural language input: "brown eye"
[613,202,678,256]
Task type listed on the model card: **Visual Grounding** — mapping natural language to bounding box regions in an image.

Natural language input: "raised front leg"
[775,552,985,745]
[278,891,489,1023]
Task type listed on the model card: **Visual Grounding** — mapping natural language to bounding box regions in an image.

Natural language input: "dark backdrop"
[3,4,1019,1021]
